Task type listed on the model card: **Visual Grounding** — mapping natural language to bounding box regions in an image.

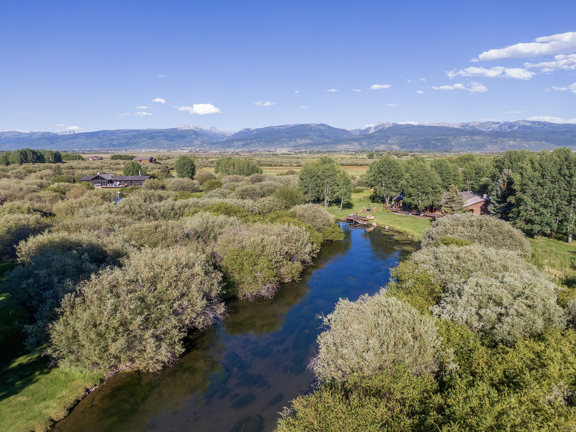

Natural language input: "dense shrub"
[291,204,335,232]
[422,214,530,254]
[110,154,136,160]
[118,220,196,248]
[214,157,262,176]
[195,171,215,185]
[391,245,545,313]
[277,366,441,432]
[143,178,166,190]
[313,293,446,382]
[432,272,564,344]
[216,223,315,298]
[9,231,128,346]
[165,177,199,192]
[202,178,223,192]
[272,185,306,208]
[0,214,51,259]
[48,246,223,373]
[184,212,240,244]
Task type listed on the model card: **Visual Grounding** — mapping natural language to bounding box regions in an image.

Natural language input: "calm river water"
[53,225,416,432]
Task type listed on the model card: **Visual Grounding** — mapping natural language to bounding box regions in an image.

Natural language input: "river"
[53,225,416,432]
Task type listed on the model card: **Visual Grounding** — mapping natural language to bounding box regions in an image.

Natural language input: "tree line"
[0,149,62,165]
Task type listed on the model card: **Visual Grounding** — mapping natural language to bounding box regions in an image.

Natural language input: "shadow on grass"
[0,262,52,402]
[0,346,52,401]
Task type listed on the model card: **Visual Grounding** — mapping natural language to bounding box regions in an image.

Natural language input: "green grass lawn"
[529,237,576,289]
[327,189,431,239]
[0,263,101,432]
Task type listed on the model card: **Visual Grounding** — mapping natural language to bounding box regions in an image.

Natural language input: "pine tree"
[443,185,467,214]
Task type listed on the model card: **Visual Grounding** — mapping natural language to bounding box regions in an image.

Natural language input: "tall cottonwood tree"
[366,156,404,206]
[298,157,348,207]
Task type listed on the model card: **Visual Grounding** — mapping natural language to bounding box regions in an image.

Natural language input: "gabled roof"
[440,190,488,207]
[79,173,150,181]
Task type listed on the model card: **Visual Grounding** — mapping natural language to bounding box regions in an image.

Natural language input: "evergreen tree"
[489,169,517,221]
[442,185,467,214]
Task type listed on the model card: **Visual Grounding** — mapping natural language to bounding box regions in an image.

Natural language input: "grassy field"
[327,189,431,239]
[0,263,101,432]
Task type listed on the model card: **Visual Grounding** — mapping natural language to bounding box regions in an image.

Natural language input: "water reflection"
[53,225,414,432]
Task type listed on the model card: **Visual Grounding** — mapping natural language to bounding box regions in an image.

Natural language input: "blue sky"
[1,0,575,132]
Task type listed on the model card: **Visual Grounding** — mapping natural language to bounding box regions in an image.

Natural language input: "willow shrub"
[291,204,335,232]
[9,231,128,346]
[422,214,531,254]
[313,293,447,382]
[48,246,223,373]
[118,220,196,249]
[433,272,564,345]
[0,213,51,259]
[184,212,241,245]
[277,365,442,432]
[215,223,315,299]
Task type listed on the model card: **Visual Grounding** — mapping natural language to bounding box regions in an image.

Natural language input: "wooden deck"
[345,214,375,225]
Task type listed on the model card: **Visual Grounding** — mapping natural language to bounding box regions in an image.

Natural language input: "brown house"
[133,156,157,164]
[79,173,150,188]
[88,155,103,160]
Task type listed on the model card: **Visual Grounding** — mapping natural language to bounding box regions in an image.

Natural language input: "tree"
[123,161,147,176]
[298,157,344,207]
[489,169,517,221]
[442,185,467,215]
[431,158,462,191]
[334,171,353,211]
[401,159,443,210]
[366,156,404,206]
[214,158,262,176]
[174,156,196,179]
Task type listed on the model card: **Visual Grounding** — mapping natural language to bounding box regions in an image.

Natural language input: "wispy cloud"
[416,90,424,94]
[294,90,301,94]
[352,89,362,93]
[153,98,166,104]
[299,105,309,109]
[178,104,221,115]
[134,112,153,116]
[327,88,339,92]
[370,84,391,90]
[448,66,534,80]
[387,103,399,107]
[432,82,488,93]
[527,115,576,124]
[526,54,576,72]
[551,83,576,94]
[254,101,276,107]
[157,74,167,78]
[478,32,576,61]
[136,105,148,110]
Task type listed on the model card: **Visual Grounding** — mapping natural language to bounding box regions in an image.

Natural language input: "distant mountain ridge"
[1,121,575,152]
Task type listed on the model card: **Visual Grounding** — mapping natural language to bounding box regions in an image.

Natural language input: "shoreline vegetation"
[1,151,575,431]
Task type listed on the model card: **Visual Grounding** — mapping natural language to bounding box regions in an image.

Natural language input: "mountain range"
[1,121,575,152]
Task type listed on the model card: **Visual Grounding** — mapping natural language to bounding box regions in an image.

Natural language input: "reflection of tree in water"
[362,227,417,263]
[54,329,222,432]
[223,228,352,336]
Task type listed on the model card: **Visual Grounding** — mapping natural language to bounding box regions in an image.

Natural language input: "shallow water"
[53,225,416,432]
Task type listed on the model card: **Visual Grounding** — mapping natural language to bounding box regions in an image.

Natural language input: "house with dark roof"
[79,173,150,188]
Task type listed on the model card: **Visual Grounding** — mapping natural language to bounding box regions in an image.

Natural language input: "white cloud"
[136,105,148,110]
[299,105,309,109]
[119,112,131,117]
[66,126,80,131]
[327,88,339,92]
[527,116,576,124]
[153,98,166,104]
[134,112,153,116]
[551,83,576,94]
[294,90,300,94]
[417,90,424,94]
[448,66,534,80]
[478,32,576,61]
[432,82,488,93]
[178,104,221,115]
[254,101,276,107]
[526,54,576,72]
[352,89,362,92]
[370,84,391,90]
[157,74,167,78]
